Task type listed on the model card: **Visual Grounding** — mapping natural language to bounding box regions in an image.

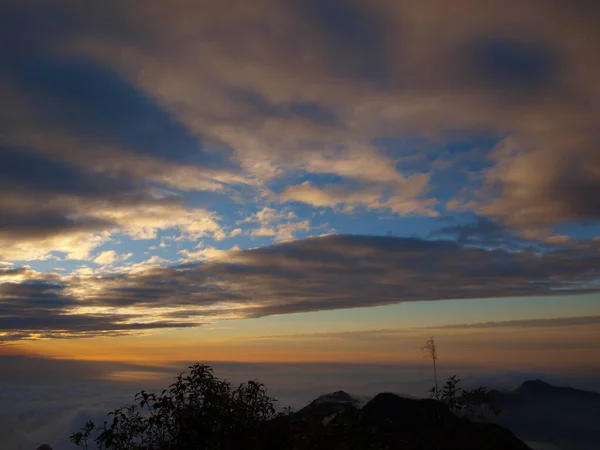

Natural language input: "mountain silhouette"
[313,390,358,405]
[262,391,532,449]
[490,379,600,450]
[291,390,361,423]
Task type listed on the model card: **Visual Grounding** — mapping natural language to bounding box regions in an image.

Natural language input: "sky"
[1,2,600,444]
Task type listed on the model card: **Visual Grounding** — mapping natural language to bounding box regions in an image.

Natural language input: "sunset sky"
[2,0,600,390]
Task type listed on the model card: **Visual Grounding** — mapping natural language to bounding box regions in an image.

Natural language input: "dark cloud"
[469,37,561,92]
[0,141,223,258]
[429,217,537,250]
[0,273,200,341]
[0,2,232,169]
[0,3,244,258]
[0,279,74,310]
[8,56,222,167]
[3,234,600,341]
[423,315,600,330]
[545,152,600,221]
[0,210,111,239]
[287,102,339,125]
[0,145,139,198]
[52,0,598,234]
[0,0,599,268]
[224,87,339,126]
[0,315,198,334]
[481,142,600,231]
[0,145,141,239]
[298,0,389,85]
[0,120,224,251]
[0,146,135,236]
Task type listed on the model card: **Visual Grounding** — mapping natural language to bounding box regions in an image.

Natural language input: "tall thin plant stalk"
[422,337,439,399]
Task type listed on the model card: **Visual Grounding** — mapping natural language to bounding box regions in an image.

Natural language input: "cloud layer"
[2,1,600,255]
[3,235,600,341]
[1,0,600,341]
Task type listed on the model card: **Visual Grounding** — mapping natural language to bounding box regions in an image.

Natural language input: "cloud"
[0,231,113,262]
[93,251,132,266]
[243,207,313,242]
[280,176,436,215]
[478,137,600,232]
[250,220,311,242]
[3,234,600,342]
[43,0,438,207]
[178,245,241,263]
[2,356,598,449]
[0,268,200,342]
[3,4,600,444]
[0,352,167,384]
[280,182,378,209]
[0,133,229,261]
[0,195,226,261]
[236,318,600,363]
[0,118,227,260]
[229,228,243,238]
[299,146,405,185]
[48,0,600,232]
[1,1,600,263]
[0,353,173,450]
[0,24,244,262]
[429,217,539,250]
[243,207,297,225]
[422,315,600,330]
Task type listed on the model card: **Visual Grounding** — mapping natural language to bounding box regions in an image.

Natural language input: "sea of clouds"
[2,356,598,450]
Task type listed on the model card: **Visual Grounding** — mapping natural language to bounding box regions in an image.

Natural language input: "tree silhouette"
[69,363,519,450]
[70,364,280,450]
[429,375,501,421]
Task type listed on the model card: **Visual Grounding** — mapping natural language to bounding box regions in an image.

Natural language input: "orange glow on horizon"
[16,321,600,375]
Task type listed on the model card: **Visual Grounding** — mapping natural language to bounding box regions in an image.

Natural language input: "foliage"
[70,362,507,450]
[429,375,501,421]
[70,364,280,450]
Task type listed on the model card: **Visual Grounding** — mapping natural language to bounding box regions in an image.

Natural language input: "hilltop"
[489,379,600,450]
[260,391,532,450]
[69,363,533,450]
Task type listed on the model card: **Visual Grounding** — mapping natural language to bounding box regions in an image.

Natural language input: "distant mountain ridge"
[289,390,360,426]
[283,379,600,450]
[265,391,532,449]
[313,390,359,405]
[489,379,600,450]
[61,374,598,450]
[514,378,600,400]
